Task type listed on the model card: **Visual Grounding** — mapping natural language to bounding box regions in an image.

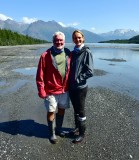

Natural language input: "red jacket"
[36,48,71,98]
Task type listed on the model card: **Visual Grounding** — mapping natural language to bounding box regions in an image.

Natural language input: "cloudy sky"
[0,0,139,33]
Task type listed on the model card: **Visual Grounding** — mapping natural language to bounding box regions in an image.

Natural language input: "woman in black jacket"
[69,30,94,144]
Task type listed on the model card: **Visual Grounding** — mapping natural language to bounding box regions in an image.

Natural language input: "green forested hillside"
[99,35,139,44]
[0,29,49,46]
[128,35,139,44]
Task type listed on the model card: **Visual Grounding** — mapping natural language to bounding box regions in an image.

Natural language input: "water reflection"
[86,43,139,100]
[0,80,29,95]
[0,81,6,86]
[14,67,37,76]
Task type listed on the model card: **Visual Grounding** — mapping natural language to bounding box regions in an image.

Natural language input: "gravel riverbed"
[0,45,139,160]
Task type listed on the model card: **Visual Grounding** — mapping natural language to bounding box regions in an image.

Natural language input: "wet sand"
[0,45,139,160]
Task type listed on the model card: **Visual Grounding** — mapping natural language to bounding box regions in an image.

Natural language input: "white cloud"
[70,22,79,27]
[22,17,38,24]
[0,13,13,21]
[58,22,79,27]
[91,27,96,31]
[58,22,66,27]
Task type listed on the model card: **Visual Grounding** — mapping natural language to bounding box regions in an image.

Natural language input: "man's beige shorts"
[44,91,70,112]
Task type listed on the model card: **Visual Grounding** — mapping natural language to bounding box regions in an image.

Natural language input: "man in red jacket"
[36,31,71,144]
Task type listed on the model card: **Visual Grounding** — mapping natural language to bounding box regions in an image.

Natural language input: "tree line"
[0,29,49,46]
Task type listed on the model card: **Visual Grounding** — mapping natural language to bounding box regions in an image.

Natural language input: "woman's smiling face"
[73,32,84,47]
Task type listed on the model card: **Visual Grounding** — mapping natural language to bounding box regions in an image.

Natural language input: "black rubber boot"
[48,120,58,144]
[72,120,86,144]
[55,113,65,137]
[68,114,79,137]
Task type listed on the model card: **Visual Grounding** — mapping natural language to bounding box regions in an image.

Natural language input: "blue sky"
[0,0,139,33]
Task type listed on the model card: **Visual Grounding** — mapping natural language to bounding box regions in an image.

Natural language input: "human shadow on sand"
[0,119,49,138]
[0,119,72,139]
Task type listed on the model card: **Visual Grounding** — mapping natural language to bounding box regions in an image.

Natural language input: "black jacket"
[69,46,94,90]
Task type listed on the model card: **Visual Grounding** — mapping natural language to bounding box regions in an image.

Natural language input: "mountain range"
[0,19,139,43]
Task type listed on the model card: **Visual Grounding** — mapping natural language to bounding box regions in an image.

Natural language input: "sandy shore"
[0,45,139,160]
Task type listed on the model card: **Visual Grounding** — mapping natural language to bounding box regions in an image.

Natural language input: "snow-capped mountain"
[99,29,139,40]
[0,19,29,34]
